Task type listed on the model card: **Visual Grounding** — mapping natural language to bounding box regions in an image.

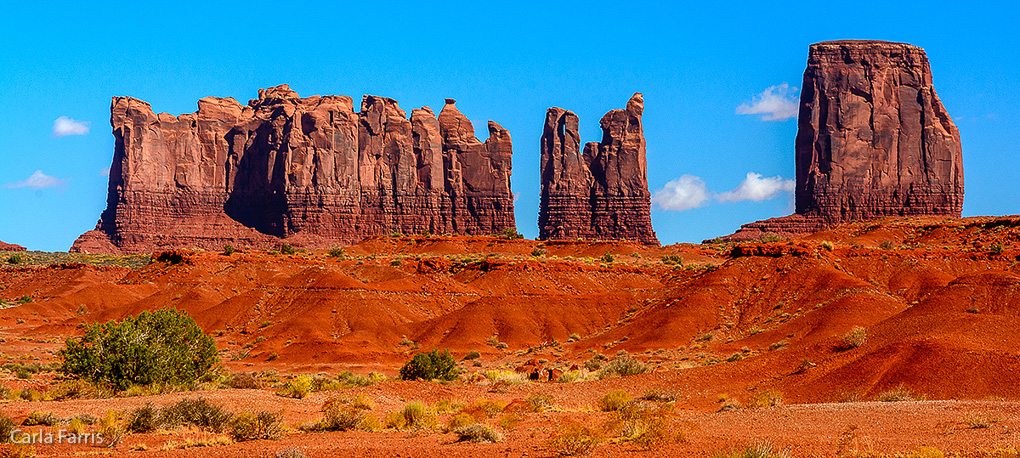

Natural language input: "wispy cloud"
[52,116,90,137]
[652,175,711,211]
[736,83,799,121]
[717,172,795,202]
[5,170,70,190]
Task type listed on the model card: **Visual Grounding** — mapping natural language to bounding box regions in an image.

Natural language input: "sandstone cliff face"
[72,85,515,253]
[725,40,963,241]
[539,94,658,244]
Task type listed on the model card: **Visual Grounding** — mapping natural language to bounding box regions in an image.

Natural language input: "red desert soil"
[2,215,1020,456]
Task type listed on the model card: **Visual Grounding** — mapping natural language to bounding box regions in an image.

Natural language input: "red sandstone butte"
[71,85,515,253]
[0,241,26,252]
[723,40,963,241]
[538,93,658,244]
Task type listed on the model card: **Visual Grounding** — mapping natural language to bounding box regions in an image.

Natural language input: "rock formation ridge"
[724,40,963,240]
[72,85,515,253]
[538,94,658,244]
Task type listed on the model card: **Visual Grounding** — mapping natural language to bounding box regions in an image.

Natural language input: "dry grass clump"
[386,401,437,430]
[446,412,477,431]
[597,356,648,379]
[834,327,867,351]
[525,393,555,412]
[319,397,365,431]
[98,410,126,448]
[230,411,283,442]
[746,390,783,409]
[546,421,604,456]
[606,402,685,451]
[598,389,633,412]
[453,423,503,443]
[712,442,792,458]
[874,385,916,402]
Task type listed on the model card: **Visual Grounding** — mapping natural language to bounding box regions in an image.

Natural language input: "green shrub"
[820,241,834,252]
[7,254,23,264]
[58,308,218,390]
[500,228,523,240]
[230,411,283,441]
[280,244,296,255]
[399,349,458,381]
[327,247,346,258]
[661,255,683,266]
[223,245,235,256]
[600,253,614,263]
[398,401,436,429]
[547,421,604,456]
[463,350,481,360]
[990,243,1004,255]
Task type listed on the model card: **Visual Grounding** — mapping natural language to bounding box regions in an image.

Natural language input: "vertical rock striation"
[723,40,963,241]
[539,94,658,244]
[72,85,515,253]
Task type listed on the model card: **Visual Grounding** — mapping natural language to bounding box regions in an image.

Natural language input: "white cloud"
[736,83,799,121]
[52,116,90,137]
[717,172,795,202]
[5,170,70,190]
[100,167,110,177]
[652,175,711,211]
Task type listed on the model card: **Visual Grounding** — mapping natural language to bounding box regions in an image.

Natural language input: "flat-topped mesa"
[72,85,516,254]
[722,40,963,241]
[539,94,658,244]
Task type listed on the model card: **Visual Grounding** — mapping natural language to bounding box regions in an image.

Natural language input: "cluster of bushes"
[119,398,281,444]
[399,349,458,381]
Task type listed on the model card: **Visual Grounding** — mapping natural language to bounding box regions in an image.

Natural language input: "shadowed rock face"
[539,94,658,244]
[723,40,963,241]
[72,86,515,253]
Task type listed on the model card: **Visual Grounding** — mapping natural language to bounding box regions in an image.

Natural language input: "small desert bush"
[277,375,313,399]
[472,398,509,417]
[126,404,160,433]
[526,393,555,412]
[547,421,604,456]
[226,372,263,389]
[68,417,89,436]
[327,247,346,258]
[712,442,792,458]
[597,356,648,379]
[47,379,110,400]
[598,389,633,412]
[820,241,834,252]
[399,349,458,381]
[320,397,364,431]
[609,402,684,451]
[746,390,783,409]
[639,388,677,403]
[280,244,296,255]
[98,410,126,448]
[398,401,437,429]
[482,369,528,384]
[909,447,945,458]
[875,385,916,402]
[275,449,308,458]
[384,411,408,430]
[463,350,482,360]
[230,411,283,442]
[161,398,233,432]
[23,411,59,426]
[223,245,235,256]
[835,327,867,351]
[453,423,503,443]
[0,413,16,443]
[446,412,477,431]
[661,254,683,266]
[337,370,379,387]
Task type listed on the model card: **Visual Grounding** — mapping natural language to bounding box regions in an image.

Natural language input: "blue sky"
[1,1,1017,251]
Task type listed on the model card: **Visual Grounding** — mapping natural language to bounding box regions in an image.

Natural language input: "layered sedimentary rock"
[724,40,963,241]
[72,85,515,253]
[0,241,26,252]
[539,94,658,244]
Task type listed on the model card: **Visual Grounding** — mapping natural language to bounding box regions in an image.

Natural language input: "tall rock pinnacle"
[539,93,658,244]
